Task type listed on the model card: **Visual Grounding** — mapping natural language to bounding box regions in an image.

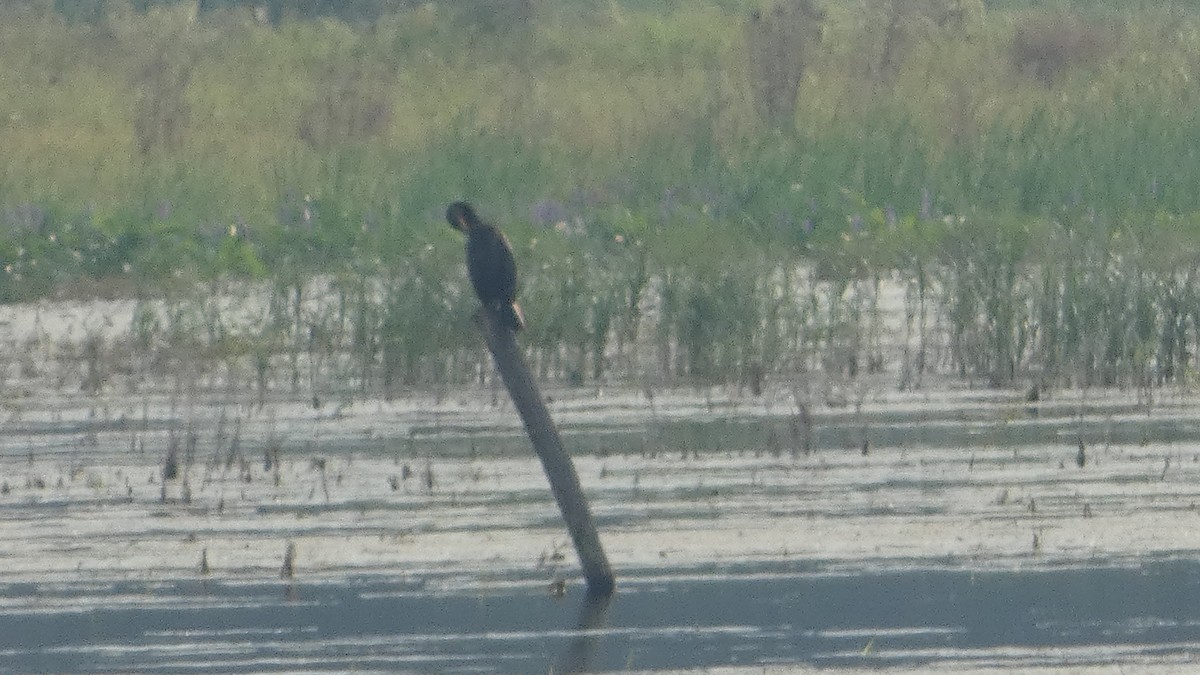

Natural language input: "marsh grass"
[5,1,1200,397]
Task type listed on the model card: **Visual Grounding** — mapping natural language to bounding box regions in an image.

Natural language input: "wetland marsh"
[3,376,1200,672]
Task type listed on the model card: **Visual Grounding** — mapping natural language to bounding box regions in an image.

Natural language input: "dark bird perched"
[446,201,525,331]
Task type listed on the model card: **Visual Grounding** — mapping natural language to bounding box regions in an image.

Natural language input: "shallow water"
[3,559,1200,673]
[3,386,1200,672]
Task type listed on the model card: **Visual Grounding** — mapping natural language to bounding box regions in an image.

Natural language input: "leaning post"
[478,309,615,596]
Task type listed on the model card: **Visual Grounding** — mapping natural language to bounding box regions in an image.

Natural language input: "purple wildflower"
[659,187,679,221]
[530,199,568,228]
[3,203,47,234]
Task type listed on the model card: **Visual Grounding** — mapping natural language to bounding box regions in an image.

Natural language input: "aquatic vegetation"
[3,1,1200,395]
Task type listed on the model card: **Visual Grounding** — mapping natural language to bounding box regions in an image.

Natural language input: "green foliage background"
[3,0,1200,393]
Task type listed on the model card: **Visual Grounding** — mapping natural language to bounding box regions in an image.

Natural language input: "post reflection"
[553,587,615,673]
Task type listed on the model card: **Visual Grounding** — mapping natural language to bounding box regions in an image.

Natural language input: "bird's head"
[446,201,479,233]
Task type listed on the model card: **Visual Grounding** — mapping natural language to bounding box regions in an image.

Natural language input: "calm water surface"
[2,558,1199,673]
[4,389,1200,672]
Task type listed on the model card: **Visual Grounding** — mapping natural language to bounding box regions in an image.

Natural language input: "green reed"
[8,1,1200,398]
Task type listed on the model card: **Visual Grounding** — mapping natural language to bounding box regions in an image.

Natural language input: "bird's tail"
[491,302,525,332]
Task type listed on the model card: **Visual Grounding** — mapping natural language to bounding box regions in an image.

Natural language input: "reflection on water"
[553,588,614,674]
[2,558,1199,673]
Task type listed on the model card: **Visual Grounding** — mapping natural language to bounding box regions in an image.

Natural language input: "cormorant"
[446,201,525,331]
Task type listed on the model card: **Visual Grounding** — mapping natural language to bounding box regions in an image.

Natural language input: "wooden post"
[479,310,615,596]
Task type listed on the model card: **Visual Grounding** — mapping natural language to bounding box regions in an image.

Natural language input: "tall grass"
[6,1,1200,396]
